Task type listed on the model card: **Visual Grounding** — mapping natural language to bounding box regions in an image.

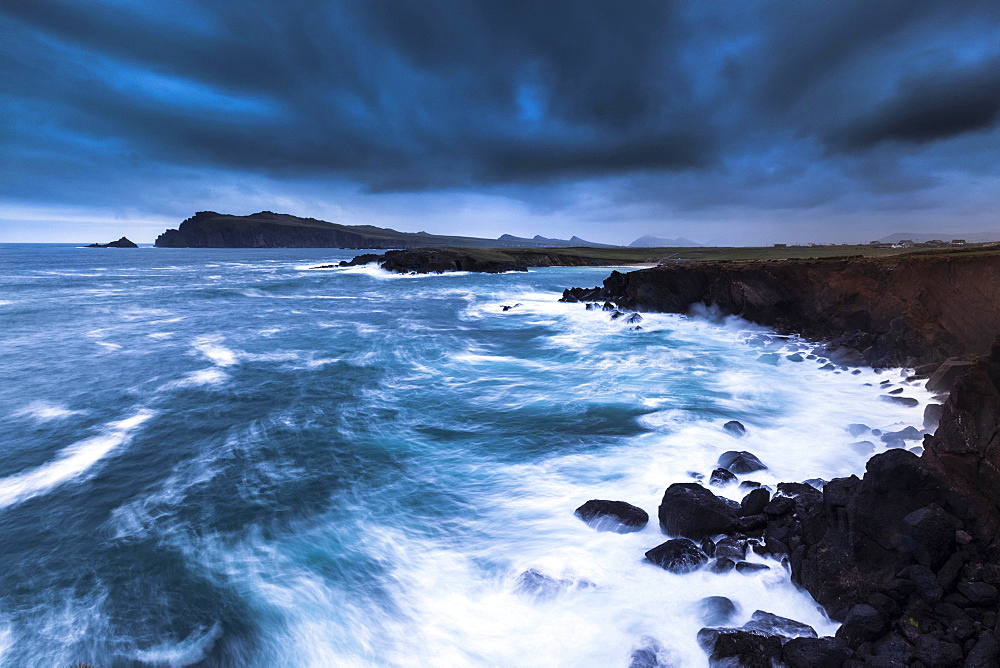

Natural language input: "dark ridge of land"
[336,241,992,275]
[560,245,1000,666]
[153,211,612,249]
[562,245,1000,368]
[87,236,137,248]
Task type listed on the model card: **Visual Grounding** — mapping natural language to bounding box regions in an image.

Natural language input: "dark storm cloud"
[0,0,714,189]
[831,58,1000,150]
[1,0,998,238]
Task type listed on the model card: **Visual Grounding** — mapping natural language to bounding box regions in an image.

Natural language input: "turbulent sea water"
[1,244,936,667]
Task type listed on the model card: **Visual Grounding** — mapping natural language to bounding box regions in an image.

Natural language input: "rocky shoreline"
[328,246,670,273]
[563,251,1000,666]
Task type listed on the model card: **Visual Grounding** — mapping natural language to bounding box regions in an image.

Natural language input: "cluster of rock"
[569,333,1000,665]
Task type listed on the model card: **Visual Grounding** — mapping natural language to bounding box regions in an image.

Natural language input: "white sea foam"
[193,337,239,366]
[13,400,82,422]
[132,622,221,665]
[0,410,154,510]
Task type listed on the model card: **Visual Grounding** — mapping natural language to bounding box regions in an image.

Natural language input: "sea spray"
[0,245,936,666]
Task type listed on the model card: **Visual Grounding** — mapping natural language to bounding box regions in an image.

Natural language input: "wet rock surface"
[574,499,649,533]
[644,539,709,573]
[657,483,739,539]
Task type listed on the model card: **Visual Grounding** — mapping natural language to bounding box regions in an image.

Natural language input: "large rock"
[717,451,767,474]
[781,637,853,668]
[923,337,1000,544]
[645,539,709,573]
[657,483,739,539]
[742,610,817,640]
[87,236,138,248]
[723,421,747,438]
[697,628,782,668]
[574,500,649,533]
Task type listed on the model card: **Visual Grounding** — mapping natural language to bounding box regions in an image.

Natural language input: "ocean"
[0,244,934,666]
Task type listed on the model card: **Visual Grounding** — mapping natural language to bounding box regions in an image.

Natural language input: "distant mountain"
[877,232,1000,243]
[154,211,618,249]
[496,233,618,248]
[629,235,702,248]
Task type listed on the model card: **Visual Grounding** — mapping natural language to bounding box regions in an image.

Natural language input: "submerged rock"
[658,483,739,539]
[722,420,747,438]
[574,499,648,533]
[880,395,919,407]
[628,637,664,668]
[696,596,738,626]
[645,539,709,573]
[514,569,565,600]
[709,468,736,486]
[735,561,770,574]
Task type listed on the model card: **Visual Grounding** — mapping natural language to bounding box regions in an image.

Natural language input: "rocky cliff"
[561,248,1000,665]
[562,248,1000,367]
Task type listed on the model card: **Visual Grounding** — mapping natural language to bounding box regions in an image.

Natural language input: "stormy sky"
[2,0,998,244]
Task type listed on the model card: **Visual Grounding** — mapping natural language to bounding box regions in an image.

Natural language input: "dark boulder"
[574,500,649,533]
[723,421,747,438]
[626,313,643,324]
[782,636,853,668]
[717,451,766,474]
[740,488,770,516]
[897,504,958,568]
[742,610,817,640]
[709,468,737,486]
[711,557,736,573]
[657,483,739,539]
[913,633,963,666]
[881,426,923,442]
[644,539,708,573]
[714,537,747,560]
[835,604,885,649]
[925,359,973,393]
[955,581,998,606]
[697,628,782,668]
[965,632,1000,668]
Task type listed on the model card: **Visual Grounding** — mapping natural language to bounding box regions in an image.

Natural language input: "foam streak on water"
[0,245,936,666]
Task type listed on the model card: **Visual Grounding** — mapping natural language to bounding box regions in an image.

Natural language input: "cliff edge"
[562,248,1000,367]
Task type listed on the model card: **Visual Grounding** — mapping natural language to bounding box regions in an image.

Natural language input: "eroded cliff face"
[564,250,1000,367]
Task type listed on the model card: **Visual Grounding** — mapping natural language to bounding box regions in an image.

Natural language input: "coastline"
[558,249,1000,666]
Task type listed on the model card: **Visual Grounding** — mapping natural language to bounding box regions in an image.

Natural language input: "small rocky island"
[87,237,138,248]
